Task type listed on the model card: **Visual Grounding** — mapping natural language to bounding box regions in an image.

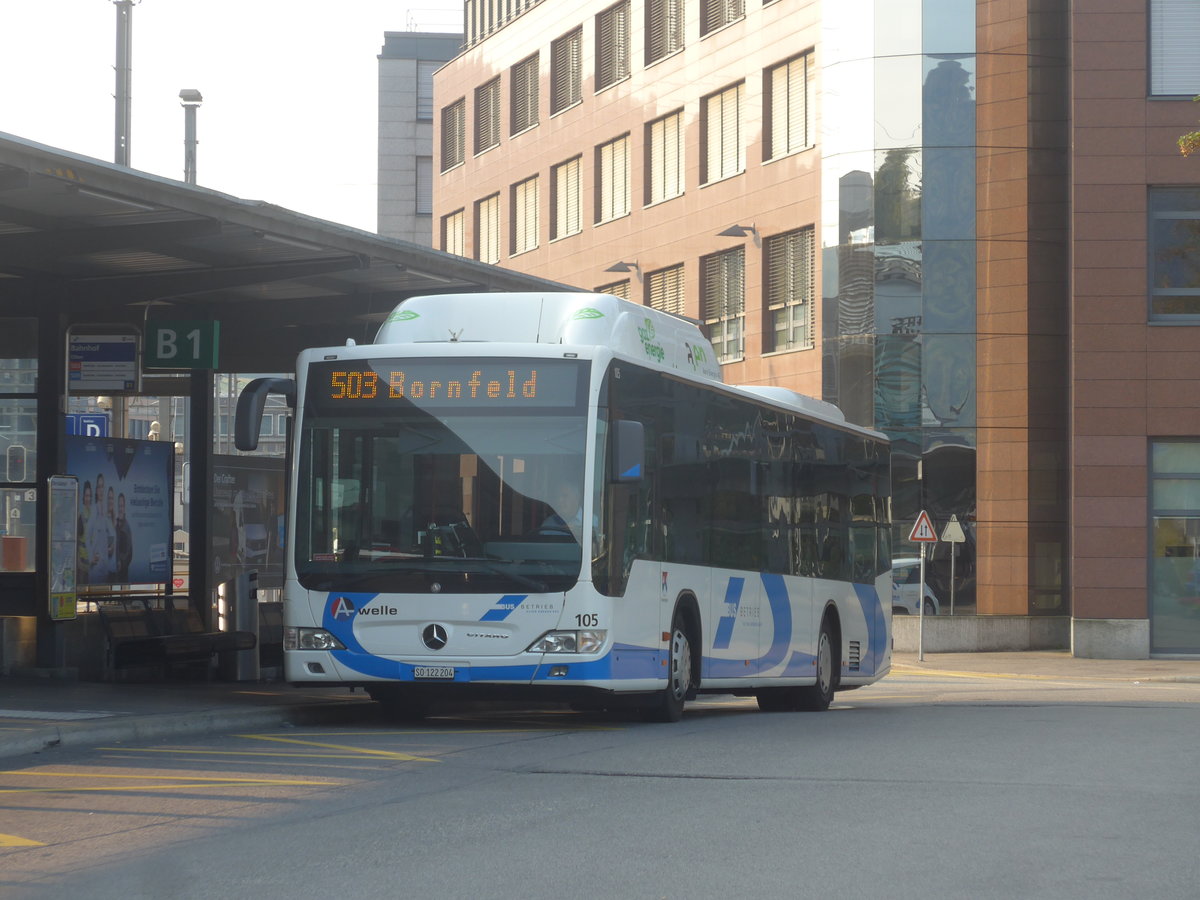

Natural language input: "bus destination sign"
[309,359,583,411]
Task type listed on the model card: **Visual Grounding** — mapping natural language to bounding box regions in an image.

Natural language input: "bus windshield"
[295,357,590,594]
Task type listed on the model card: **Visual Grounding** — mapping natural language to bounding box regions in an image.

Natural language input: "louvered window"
[596,134,630,223]
[474,78,501,154]
[703,83,743,184]
[597,0,631,91]
[1152,0,1200,94]
[511,53,540,135]
[442,209,465,256]
[476,193,501,264]
[551,28,583,114]
[701,0,744,36]
[597,280,630,300]
[648,264,686,317]
[766,53,812,160]
[765,227,815,351]
[702,248,744,361]
[416,157,433,215]
[646,0,683,64]
[441,98,465,171]
[417,61,438,120]
[646,110,684,205]
[552,157,582,240]
[511,175,539,255]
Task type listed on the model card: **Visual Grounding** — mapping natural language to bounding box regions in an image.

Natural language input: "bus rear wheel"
[646,616,693,722]
[796,615,838,711]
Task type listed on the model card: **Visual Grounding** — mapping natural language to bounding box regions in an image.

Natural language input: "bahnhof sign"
[0,132,575,671]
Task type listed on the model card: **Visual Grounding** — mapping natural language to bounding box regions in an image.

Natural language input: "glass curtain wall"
[821,0,977,611]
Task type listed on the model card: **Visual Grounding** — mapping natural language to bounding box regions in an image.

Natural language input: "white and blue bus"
[237,293,892,721]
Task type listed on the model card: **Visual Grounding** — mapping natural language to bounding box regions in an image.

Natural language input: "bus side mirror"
[235,377,296,451]
[610,419,644,483]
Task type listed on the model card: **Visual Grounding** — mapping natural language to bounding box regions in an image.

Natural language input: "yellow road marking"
[99,747,399,760]
[238,734,440,762]
[278,727,619,736]
[2,771,335,783]
[892,665,1085,684]
[0,770,336,794]
[0,833,45,847]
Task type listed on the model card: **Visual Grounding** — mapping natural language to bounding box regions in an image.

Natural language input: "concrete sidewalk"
[892,650,1200,683]
[2,651,1199,762]
[0,677,372,761]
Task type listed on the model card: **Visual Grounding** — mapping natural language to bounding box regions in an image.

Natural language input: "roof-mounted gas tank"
[374,292,723,383]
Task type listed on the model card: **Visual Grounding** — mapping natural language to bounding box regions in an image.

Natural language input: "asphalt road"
[3,669,1199,900]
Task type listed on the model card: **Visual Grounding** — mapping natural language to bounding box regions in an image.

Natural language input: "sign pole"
[939,514,967,617]
[918,542,925,661]
[907,509,939,662]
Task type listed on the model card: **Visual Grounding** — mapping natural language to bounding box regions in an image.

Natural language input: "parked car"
[892,557,940,615]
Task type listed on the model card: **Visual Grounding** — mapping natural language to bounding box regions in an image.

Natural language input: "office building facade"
[431,0,1200,657]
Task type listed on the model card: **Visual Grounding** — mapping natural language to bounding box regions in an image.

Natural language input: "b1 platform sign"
[144,321,219,370]
[908,509,938,543]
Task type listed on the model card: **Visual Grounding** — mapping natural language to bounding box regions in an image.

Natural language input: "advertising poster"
[211,455,285,589]
[66,435,172,587]
[48,475,79,619]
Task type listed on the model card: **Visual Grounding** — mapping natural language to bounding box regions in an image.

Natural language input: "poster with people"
[66,435,172,587]
[211,455,285,589]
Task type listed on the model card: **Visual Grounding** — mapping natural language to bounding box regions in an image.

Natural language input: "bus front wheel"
[647,615,693,722]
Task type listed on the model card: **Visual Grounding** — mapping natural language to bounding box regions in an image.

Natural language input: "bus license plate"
[413,666,455,680]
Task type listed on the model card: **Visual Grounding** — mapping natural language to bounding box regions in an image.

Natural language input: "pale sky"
[0,0,462,232]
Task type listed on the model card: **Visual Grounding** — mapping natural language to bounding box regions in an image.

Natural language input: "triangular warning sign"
[908,510,938,543]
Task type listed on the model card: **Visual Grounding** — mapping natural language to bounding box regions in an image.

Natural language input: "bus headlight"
[527,630,607,654]
[284,626,346,651]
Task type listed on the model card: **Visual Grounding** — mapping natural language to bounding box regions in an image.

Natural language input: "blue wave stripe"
[711,577,745,649]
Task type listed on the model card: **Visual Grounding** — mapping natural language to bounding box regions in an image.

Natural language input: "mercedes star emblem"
[422,623,448,650]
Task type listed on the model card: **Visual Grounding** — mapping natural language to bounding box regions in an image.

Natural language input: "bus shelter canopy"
[0,132,575,372]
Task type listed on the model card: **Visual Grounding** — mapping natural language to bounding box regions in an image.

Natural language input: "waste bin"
[1,536,27,571]
[219,571,260,682]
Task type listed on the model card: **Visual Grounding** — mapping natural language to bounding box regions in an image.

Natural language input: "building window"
[701,0,745,36]
[765,53,813,160]
[551,28,583,114]
[476,193,501,264]
[0,319,37,571]
[647,264,686,316]
[596,280,630,300]
[441,98,465,171]
[702,247,745,361]
[552,156,582,240]
[474,77,501,154]
[702,82,744,184]
[417,60,438,120]
[442,209,465,256]
[1151,0,1200,95]
[597,0,631,91]
[416,157,433,215]
[1150,187,1200,319]
[646,0,683,64]
[1150,441,1200,653]
[646,109,684,205]
[595,134,630,223]
[511,53,540,135]
[765,227,815,351]
[511,175,540,255]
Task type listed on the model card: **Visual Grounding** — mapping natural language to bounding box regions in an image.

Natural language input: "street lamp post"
[113,0,134,166]
[179,89,203,185]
